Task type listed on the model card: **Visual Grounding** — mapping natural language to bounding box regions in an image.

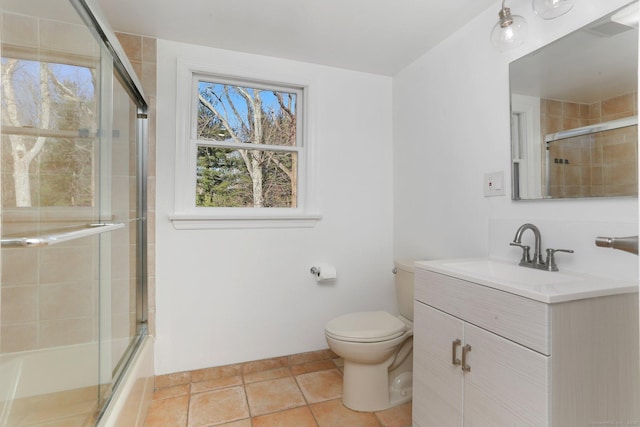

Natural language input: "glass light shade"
[532,0,575,20]
[490,10,528,52]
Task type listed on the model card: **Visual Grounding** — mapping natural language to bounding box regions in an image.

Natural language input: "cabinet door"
[413,302,464,427]
[463,323,550,427]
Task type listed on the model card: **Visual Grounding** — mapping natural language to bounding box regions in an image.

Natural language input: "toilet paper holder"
[309,264,337,282]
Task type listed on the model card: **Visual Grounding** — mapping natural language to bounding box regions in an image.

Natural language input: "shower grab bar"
[545,116,637,143]
[1,222,124,248]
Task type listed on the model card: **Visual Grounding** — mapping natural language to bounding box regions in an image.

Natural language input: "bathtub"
[0,336,154,427]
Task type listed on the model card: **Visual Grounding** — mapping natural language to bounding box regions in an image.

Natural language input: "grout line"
[293,370,320,425]
[292,372,310,407]
[184,381,191,427]
[241,372,254,421]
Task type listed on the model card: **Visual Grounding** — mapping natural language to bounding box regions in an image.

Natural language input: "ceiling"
[95,0,497,76]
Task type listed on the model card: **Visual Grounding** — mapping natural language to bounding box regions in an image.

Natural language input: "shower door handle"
[1,222,125,248]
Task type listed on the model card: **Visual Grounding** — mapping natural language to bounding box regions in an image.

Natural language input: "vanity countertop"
[415,257,638,303]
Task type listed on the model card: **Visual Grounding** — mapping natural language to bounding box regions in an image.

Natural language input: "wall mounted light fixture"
[491,0,576,51]
[490,0,528,51]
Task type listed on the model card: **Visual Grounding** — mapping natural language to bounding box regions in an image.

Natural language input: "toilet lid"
[325,311,407,343]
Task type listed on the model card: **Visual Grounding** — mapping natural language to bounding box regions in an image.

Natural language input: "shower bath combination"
[0,0,150,425]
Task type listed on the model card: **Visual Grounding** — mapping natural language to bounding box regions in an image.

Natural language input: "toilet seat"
[325,311,407,343]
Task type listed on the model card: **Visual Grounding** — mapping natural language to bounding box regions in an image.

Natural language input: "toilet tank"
[394,260,415,321]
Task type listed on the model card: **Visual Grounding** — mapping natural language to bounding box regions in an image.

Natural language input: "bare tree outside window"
[1,58,96,208]
[195,80,299,208]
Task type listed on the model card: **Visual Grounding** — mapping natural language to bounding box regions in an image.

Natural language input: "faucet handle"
[510,242,531,263]
[545,248,574,271]
[547,248,574,254]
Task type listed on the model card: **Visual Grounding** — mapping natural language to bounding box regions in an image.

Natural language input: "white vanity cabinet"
[413,264,639,427]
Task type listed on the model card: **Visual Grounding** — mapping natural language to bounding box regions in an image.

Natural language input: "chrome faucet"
[509,223,573,271]
[511,223,544,265]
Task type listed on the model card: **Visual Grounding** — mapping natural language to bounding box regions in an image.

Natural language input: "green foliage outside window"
[195,80,299,208]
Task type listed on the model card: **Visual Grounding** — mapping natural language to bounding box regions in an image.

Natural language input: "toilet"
[325,260,414,412]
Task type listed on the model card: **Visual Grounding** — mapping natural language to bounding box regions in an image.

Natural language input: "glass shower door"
[0,0,147,425]
[0,3,104,425]
[96,58,146,412]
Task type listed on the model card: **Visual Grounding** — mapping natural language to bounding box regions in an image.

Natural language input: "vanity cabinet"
[413,267,639,427]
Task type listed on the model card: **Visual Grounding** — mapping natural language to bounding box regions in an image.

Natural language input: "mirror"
[510,2,638,200]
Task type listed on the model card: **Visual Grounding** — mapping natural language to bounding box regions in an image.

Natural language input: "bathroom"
[0,0,638,425]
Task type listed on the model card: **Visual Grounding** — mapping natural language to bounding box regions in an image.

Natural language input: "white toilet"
[324,260,414,412]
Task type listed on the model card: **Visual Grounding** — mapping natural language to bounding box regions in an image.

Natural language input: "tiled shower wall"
[0,13,103,353]
[0,234,100,352]
[0,24,157,353]
[541,92,638,198]
[0,136,139,354]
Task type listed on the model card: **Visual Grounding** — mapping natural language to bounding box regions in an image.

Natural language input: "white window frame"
[171,60,321,229]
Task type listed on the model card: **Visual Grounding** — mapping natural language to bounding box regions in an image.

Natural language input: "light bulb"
[490,6,528,52]
[532,0,575,20]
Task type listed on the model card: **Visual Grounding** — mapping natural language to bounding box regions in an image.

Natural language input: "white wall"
[156,40,394,374]
[393,0,638,280]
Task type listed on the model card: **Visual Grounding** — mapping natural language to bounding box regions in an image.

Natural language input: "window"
[195,77,300,208]
[172,61,320,228]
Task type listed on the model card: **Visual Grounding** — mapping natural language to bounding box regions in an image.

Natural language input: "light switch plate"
[484,171,505,197]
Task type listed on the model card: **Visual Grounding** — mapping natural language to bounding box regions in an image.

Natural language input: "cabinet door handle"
[461,344,472,372]
[451,339,462,366]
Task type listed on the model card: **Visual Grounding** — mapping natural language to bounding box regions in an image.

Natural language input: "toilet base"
[341,351,413,412]
[389,371,413,408]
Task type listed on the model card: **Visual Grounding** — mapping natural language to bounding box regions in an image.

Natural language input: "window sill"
[169,213,322,230]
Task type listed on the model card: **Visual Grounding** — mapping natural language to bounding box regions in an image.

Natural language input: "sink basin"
[416,258,637,303]
[442,259,576,286]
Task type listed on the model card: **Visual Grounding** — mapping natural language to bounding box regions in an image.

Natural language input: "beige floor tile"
[311,399,382,427]
[291,360,336,375]
[295,369,343,403]
[375,402,412,427]
[289,349,335,365]
[244,367,292,384]
[188,386,249,427]
[252,406,319,427]
[155,371,191,388]
[245,377,306,416]
[191,364,243,383]
[191,375,243,394]
[217,419,252,427]
[144,395,188,427]
[152,384,190,400]
[242,356,289,375]
[146,354,409,427]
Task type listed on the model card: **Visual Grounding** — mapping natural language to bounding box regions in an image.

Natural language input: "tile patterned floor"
[144,350,412,427]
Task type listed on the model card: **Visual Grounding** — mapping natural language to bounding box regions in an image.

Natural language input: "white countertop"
[415,257,638,303]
